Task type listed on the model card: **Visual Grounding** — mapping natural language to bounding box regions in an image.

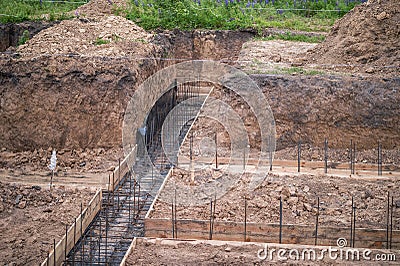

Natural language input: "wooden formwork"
[40,146,137,266]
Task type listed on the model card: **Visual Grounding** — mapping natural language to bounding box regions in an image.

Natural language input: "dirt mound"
[17,15,153,57]
[75,0,129,19]
[305,0,400,76]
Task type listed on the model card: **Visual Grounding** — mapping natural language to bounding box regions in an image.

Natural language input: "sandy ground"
[126,238,400,265]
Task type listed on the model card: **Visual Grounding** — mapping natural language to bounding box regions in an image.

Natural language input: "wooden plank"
[110,146,136,191]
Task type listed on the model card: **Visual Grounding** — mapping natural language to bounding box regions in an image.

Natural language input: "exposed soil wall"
[1,59,399,152]
[0,54,166,151]
[253,75,400,149]
[0,29,255,152]
[0,21,59,52]
[160,29,255,62]
[1,21,399,152]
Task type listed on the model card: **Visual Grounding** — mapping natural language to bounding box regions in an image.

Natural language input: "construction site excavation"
[0,0,399,265]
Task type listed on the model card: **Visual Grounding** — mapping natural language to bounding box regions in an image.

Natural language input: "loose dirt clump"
[0,181,95,265]
[305,0,400,77]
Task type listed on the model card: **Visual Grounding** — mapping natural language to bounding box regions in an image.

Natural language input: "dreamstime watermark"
[257,238,397,262]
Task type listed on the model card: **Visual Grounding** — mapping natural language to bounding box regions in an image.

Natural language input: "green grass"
[125,0,362,32]
[0,0,86,23]
[255,32,326,43]
[18,29,30,45]
[93,38,110,45]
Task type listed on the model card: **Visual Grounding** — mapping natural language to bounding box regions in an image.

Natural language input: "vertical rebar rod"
[386,191,390,248]
[117,189,120,212]
[352,142,356,175]
[174,189,177,239]
[64,225,68,262]
[80,202,83,264]
[212,194,216,239]
[98,217,101,264]
[53,239,56,266]
[390,196,394,249]
[190,132,193,161]
[171,200,175,239]
[350,196,353,247]
[269,134,273,171]
[47,252,49,266]
[215,132,218,169]
[378,142,382,176]
[243,145,246,171]
[315,197,319,245]
[209,199,213,240]
[244,198,247,242]
[324,139,328,174]
[352,203,356,248]
[118,158,121,184]
[128,174,132,223]
[137,183,141,213]
[73,218,76,265]
[279,197,283,244]
[105,207,108,263]
[133,180,136,217]
[297,141,301,173]
[112,172,115,192]
[350,140,353,174]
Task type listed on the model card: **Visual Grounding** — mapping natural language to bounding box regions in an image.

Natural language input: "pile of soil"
[0,182,95,265]
[16,15,153,58]
[305,0,400,76]
[75,0,129,19]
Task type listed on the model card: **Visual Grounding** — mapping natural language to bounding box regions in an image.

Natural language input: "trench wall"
[0,28,399,151]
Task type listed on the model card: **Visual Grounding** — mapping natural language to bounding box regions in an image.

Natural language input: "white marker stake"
[48,150,57,189]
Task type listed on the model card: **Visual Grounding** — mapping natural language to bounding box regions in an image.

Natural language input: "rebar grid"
[64,80,203,265]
